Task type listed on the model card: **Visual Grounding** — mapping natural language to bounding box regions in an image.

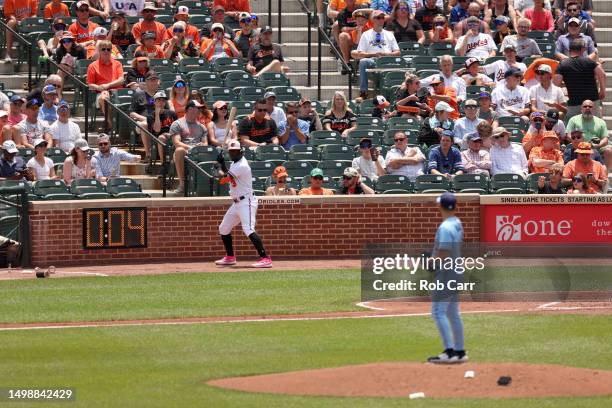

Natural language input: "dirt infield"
[208,362,612,399]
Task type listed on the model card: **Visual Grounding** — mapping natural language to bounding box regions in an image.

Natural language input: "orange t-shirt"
[171,97,188,118]
[135,44,165,59]
[198,110,213,126]
[298,187,334,196]
[528,147,563,173]
[44,2,70,19]
[132,21,168,45]
[522,130,560,154]
[4,0,37,20]
[213,0,251,12]
[350,21,373,44]
[68,21,100,44]
[199,37,233,61]
[165,24,201,45]
[329,0,369,11]
[86,58,124,89]
[428,87,459,120]
[562,159,607,193]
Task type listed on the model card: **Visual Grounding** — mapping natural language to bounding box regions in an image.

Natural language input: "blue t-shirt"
[39,104,58,124]
[427,146,464,174]
[278,118,310,150]
[450,5,469,27]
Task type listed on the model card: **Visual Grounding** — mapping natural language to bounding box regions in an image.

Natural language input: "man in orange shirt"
[522,112,560,155]
[44,0,70,19]
[87,40,124,132]
[528,133,563,173]
[428,76,459,120]
[562,142,607,193]
[3,0,37,62]
[213,0,251,23]
[132,2,168,45]
[165,6,201,45]
[68,1,100,44]
[86,27,123,60]
[298,168,335,195]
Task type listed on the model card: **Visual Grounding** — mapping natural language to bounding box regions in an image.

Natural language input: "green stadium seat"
[178,57,210,74]
[223,71,257,88]
[309,130,342,146]
[416,69,440,79]
[317,160,351,178]
[205,87,238,103]
[498,116,528,132]
[451,173,489,194]
[346,130,383,147]
[32,180,74,200]
[111,88,136,105]
[106,178,150,198]
[252,177,267,195]
[212,57,246,73]
[0,215,19,240]
[414,174,451,193]
[452,56,470,71]
[356,99,376,116]
[188,71,220,88]
[399,41,427,56]
[382,71,408,90]
[265,86,301,102]
[70,179,110,199]
[190,15,212,26]
[250,161,276,179]
[383,129,419,145]
[235,87,265,102]
[355,116,384,129]
[281,161,313,179]
[412,56,441,71]
[466,85,491,99]
[375,56,410,69]
[188,145,219,163]
[17,148,34,161]
[386,116,421,131]
[484,56,505,65]
[428,43,454,56]
[148,59,174,73]
[288,144,319,164]
[257,72,291,88]
[375,174,415,194]
[255,145,287,162]
[538,43,555,58]
[320,144,354,161]
[490,173,527,193]
[528,30,554,42]
[508,128,525,143]
[229,100,256,115]
[45,148,67,165]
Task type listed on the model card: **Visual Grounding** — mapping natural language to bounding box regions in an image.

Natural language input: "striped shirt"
[93,147,140,179]
[461,148,491,175]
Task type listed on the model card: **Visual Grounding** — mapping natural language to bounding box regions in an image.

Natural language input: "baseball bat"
[223,107,237,147]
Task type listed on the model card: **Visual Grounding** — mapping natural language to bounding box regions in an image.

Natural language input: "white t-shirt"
[483,60,527,84]
[491,84,530,117]
[384,146,425,181]
[456,33,496,58]
[50,120,82,153]
[357,29,400,55]
[109,0,145,17]
[528,83,566,112]
[227,156,253,198]
[26,156,54,180]
[352,155,386,182]
[454,116,484,148]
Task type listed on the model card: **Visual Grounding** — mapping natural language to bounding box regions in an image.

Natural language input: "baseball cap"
[43,84,57,94]
[26,98,41,108]
[495,15,509,25]
[212,100,228,109]
[228,140,241,150]
[310,168,324,178]
[212,4,225,13]
[373,95,390,108]
[186,100,202,109]
[211,22,225,32]
[33,138,47,148]
[492,127,510,137]
[542,132,559,141]
[546,109,559,123]
[299,97,311,105]
[0,110,8,117]
[568,17,581,26]
[442,129,454,138]
[437,192,457,211]
[464,99,478,107]
[343,167,359,178]
[58,100,70,109]
[273,166,288,179]
[61,31,75,40]
[478,91,491,99]
[466,132,482,142]
[76,1,89,10]
[536,64,552,74]
[465,57,479,68]
[98,133,110,143]
[173,77,186,87]
[141,31,156,41]
[10,94,25,104]
[503,43,516,52]
[92,27,108,37]
[359,137,372,148]
[575,142,593,154]
[466,16,480,24]
[430,75,443,85]
[435,101,454,112]
[504,67,523,78]
[530,111,544,120]
[74,138,90,152]
[371,10,386,19]
[352,8,372,18]
[264,91,276,99]
[2,140,18,154]
[239,12,252,21]
[153,90,167,99]
[261,25,273,34]
[175,5,189,15]
[142,2,157,11]
[111,10,126,18]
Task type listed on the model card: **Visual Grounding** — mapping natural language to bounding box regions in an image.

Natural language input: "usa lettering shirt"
[456,32,496,58]
[110,0,144,17]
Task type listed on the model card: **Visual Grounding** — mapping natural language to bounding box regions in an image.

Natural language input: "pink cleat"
[215,256,236,266]
[251,257,272,268]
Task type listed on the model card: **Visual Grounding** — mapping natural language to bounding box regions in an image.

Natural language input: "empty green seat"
[451,173,489,194]
[70,179,110,199]
[375,174,414,194]
[106,178,150,198]
[320,144,354,161]
[33,179,74,200]
[414,174,451,193]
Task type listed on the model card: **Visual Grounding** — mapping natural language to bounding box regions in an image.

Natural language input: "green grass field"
[0,269,611,407]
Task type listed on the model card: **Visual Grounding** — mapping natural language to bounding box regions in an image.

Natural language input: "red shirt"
[213,0,251,12]
[87,58,124,89]
[523,8,555,32]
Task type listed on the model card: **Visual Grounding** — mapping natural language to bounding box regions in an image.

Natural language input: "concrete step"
[593,12,612,27]
[279,42,329,59]
[267,27,319,44]
[257,12,316,28]
[593,0,612,13]
[287,71,342,87]
[130,175,163,190]
[252,0,309,13]
[285,56,338,72]
[593,28,612,43]
[120,162,148,176]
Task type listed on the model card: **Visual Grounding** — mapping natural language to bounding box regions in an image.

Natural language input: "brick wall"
[29,195,481,266]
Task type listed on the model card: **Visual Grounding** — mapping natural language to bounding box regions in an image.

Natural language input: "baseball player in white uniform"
[215,141,272,268]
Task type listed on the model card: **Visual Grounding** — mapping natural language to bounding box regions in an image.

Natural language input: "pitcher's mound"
[209,362,612,399]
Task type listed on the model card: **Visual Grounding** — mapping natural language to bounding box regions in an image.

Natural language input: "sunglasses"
[342,176,353,180]
[583,105,594,108]
[568,8,579,11]
[277,178,287,183]
[465,105,477,109]
[173,28,184,33]
[174,82,185,88]
[54,24,66,31]
[77,8,89,12]
[571,135,583,139]
[61,39,73,44]
[573,178,583,182]
[143,10,155,13]
[98,142,109,146]
[213,29,223,32]
[398,7,409,11]
[374,15,386,19]
[533,119,544,123]
[493,135,504,139]
[286,110,298,115]
[360,144,372,149]
[240,18,251,23]
[100,48,112,52]
[256,108,267,112]
[394,138,406,142]
[218,106,227,110]
[536,71,548,75]
[312,176,323,180]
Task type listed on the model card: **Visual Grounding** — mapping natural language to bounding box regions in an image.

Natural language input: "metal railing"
[317,27,353,100]
[0,187,31,267]
[295,0,313,87]
[0,19,33,91]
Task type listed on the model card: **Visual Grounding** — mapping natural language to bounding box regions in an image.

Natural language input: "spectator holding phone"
[352,137,386,182]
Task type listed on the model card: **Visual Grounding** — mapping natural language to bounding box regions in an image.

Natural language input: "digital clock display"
[82,208,147,249]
